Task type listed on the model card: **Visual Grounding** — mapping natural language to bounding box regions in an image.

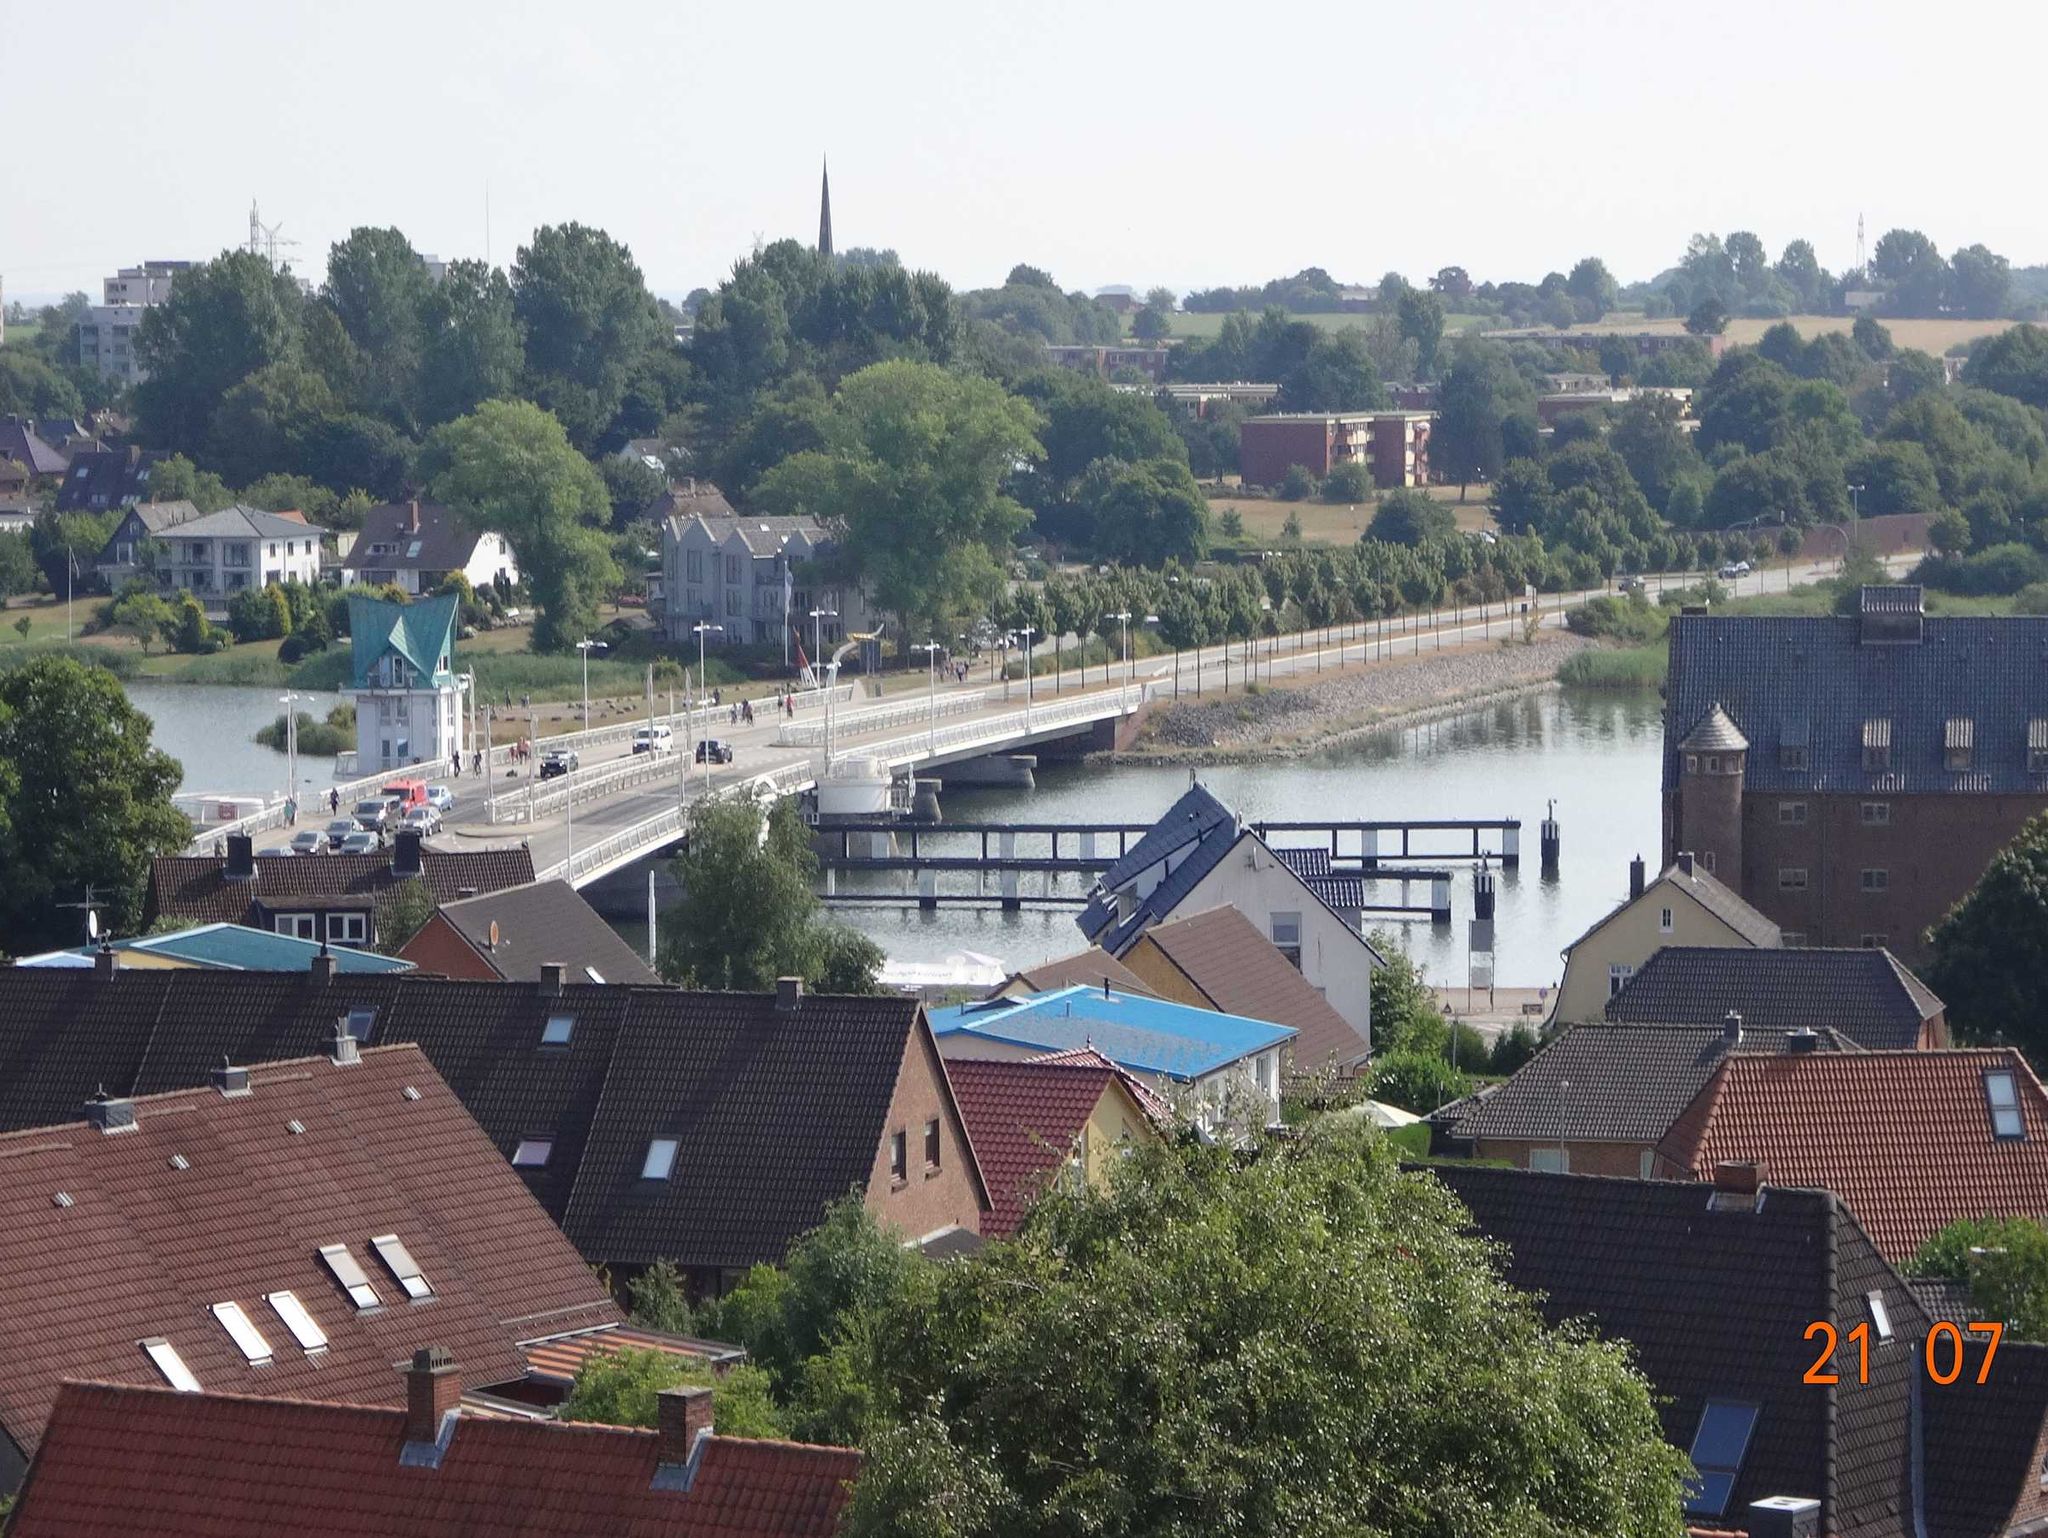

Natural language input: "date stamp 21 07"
[1804,1320,2002,1386]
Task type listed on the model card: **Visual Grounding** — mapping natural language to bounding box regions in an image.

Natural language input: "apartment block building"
[77,261,192,386]
[1238,410,1434,490]
[657,510,871,650]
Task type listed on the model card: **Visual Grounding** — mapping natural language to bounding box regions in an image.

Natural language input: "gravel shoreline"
[1111,633,1600,763]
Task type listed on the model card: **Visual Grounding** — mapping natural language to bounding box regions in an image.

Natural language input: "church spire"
[817,157,834,259]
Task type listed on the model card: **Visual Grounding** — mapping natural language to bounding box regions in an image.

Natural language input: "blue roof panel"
[929,984,1294,1081]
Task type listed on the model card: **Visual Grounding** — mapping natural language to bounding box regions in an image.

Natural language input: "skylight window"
[344,1006,377,1042]
[1868,1290,1893,1341]
[140,1337,202,1393]
[266,1290,329,1353]
[642,1138,680,1181]
[512,1137,554,1169]
[211,1301,273,1365]
[1987,1071,2026,1139]
[371,1234,433,1300]
[1682,1400,1759,1517]
[319,1242,381,1309]
[541,1013,575,1046]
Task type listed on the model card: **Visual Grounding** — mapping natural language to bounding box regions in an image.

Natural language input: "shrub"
[558,1346,784,1438]
[1278,463,1318,501]
[1565,593,1667,643]
[1321,460,1373,502]
[1913,543,2048,598]
[1367,1051,1473,1114]
[1557,643,1666,689]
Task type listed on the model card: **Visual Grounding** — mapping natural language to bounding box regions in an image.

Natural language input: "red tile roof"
[0,1046,618,1467]
[520,1325,745,1387]
[1656,1048,2048,1261]
[945,1058,1153,1238]
[11,1381,859,1538]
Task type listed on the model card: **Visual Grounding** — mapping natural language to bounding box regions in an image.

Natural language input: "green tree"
[1071,457,1208,567]
[424,398,618,652]
[1948,244,2012,320]
[1965,324,2048,408]
[1434,339,1531,496]
[626,1260,697,1335]
[1684,296,1729,337]
[322,226,434,429]
[657,792,882,992]
[1368,1050,1473,1113]
[0,655,188,947]
[558,1347,784,1439]
[1397,288,1448,372]
[1872,228,1949,317]
[752,360,1040,639]
[172,593,215,654]
[133,249,304,453]
[1130,304,1170,341]
[1609,393,1699,510]
[1927,812,2048,1064]
[512,223,666,449]
[0,535,37,600]
[146,454,233,513]
[105,591,172,653]
[1321,459,1372,502]
[1367,488,1455,546]
[418,259,525,427]
[377,877,437,954]
[1278,463,1317,501]
[1277,329,1387,413]
[1565,257,1619,320]
[1908,1217,2048,1340]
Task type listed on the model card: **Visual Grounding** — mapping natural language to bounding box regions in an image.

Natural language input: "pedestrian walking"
[285,795,297,827]
[329,787,340,815]
[472,749,483,775]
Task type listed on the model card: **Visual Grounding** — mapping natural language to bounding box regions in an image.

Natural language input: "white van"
[632,724,675,755]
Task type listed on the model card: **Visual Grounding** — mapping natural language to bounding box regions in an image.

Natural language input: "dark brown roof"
[413,880,661,985]
[1001,946,1149,996]
[12,1380,860,1538]
[0,970,981,1273]
[1445,1021,1856,1146]
[147,847,537,929]
[1431,1166,1926,1536]
[1655,1048,2048,1261]
[1130,905,1369,1070]
[0,1046,617,1470]
[339,501,489,575]
[1605,947,1943,1051]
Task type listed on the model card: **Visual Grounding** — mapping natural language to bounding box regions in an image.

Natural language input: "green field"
[1157,310,1489,340]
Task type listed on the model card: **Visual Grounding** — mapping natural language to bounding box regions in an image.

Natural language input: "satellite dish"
[487,920,500,950]
[87,912,100,942]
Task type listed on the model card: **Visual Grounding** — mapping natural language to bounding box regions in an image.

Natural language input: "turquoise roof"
[928,985,1294,1082]
[19,922,414,973]
[349,592,458,688]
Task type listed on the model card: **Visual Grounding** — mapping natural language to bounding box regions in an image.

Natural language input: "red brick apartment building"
[1237,410,1433,490]
[1663,585,2048,962]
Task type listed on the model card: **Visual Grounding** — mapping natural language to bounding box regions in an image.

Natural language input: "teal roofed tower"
[348,592,458,689]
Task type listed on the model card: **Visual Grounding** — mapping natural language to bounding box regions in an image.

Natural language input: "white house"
[1077,782,1383,1047]
[346,591,465,773]
[339,500,518,596]
[150,505,326,613]
[657,499,874,651]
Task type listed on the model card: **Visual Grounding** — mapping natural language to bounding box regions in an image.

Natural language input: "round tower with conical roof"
[1678,704,1748,881]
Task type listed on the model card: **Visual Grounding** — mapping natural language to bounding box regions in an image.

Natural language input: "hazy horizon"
[7,0,2044,306]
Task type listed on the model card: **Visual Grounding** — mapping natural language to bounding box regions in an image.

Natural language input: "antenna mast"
[1856,213,1866,275]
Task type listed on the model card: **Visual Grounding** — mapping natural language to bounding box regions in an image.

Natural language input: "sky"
[5,0,2044,306]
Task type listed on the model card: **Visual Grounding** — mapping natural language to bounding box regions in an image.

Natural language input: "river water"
[830,687,1666,990]
[128,682,350,806]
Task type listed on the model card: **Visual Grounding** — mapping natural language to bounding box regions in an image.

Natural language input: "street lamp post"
[1014,625,1038,718]
[807,607,836,694]
[277,691,305,815]
[1848,482,1866,523]
[692,623,723,794]
[1109,611,1132,690]
[913,640,942,754]
[574,639,605,731]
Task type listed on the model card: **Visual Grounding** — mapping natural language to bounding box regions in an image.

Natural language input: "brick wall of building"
[863,1026,985,1243]
[394,914,499,979]
[1472,1138,1654,1177]
[1238,420,1336,486]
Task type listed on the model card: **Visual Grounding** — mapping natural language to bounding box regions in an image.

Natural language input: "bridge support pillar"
[1362,827,1380,870]
[1000,869,1020,912]
[1431,874,1453,925]
[919,868,938,911]
[1502,825,1521,869]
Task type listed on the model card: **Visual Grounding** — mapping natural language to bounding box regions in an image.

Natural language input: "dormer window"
[1682,1400,1759,1517]
[1862,718,1891,772]
[1946,718,1974,772]
[1986,1070,2026,1140]
[2031,720,2048,774]
[1868,1290,1893,1341]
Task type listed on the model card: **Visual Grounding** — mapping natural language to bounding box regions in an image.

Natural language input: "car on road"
[632,724,675,755]
[1717,562,1750,580]
[539,749,580,780]
[288,830,326,855]
[402,806,442,836]
[1618,576,1646,595]
[336,831,380,855]
[695,738,734,766]
[324,818,360,851]
[426,784,455,812]
[352,797,399,832]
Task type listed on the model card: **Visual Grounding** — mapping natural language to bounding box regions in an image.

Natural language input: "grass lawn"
[1210,484,1496,546]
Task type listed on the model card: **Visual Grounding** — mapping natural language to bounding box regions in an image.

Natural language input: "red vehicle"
[378,777,429,811]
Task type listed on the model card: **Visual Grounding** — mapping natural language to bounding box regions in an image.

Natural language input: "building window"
[685,550,702,582]
[1862,718,1892,772]
[1779,868,1809,890]
[1682,1401,1760,1517]
[1699,851,1716,874]
[1608,963,1634,997]
[1860,933,1889,949]
[1658,907,1673,934]
[541,1013,574,1047]
[1945,718,1974,771]
[890,1130,907,1183]
[325,912,367,945]
[726,589,740,616]
[1778,801,1808,825]
[1861,868,1889,892]
[1987,1070,2027,1139]
[1685,754,1698,774]
[1861,802,1891,826]
[641,1138,679,1181]
[1529,1148,1569,1173]
[1704,754,1721,774]
[273,914,317,940]
[924,1118,941,1171]
[1270,911,1303,968]
[511,1137,553,1168]
[724,555,741,584]
[2031,720,2048,773]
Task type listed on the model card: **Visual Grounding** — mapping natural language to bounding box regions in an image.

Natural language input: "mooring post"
[1430,873,1452,924]
[1473,859,1496,922]
[919,868,937,911]
[1541,799,1561,878]
[1502,822,1521,869]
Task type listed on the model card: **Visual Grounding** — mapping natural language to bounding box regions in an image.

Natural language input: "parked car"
[426,784,455,812]
[324,819,360,851]
[288,830,326,855]
[695,738,734,765]
[403,806,442,836]
[336,831,380,855]
[352,798,398,832]
[539,749,580,780]
[632,725,675,755]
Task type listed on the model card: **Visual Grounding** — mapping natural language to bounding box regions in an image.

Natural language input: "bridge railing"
[479,682,857,765]
[852,682,1154,768]
[539,760,821,885]
[776,689,988,747]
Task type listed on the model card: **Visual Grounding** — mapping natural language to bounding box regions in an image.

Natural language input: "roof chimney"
[401,1347,461,1457]
[1723,1010,1743,1045]
[1628,854,1645,901]
[82,1089,136,1134]
[94,943,118,979]
[332,1016,361,1066]
[1787,1028,1820,1054]
[392,829,424,878]
[1713,1160,1762,1196]
[1745,1497,1821,1538]
[1676,851,1696,878]
[539,961,565,997]
[776,976,803,1013]
[311,945,336,985]
[212,1059,252,1097]
[225,833,256,882]
[657,1384,714,1463]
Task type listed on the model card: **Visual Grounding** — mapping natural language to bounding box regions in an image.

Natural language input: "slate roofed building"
[993,944,1151,998]
[1432,1165,1936,1535]
[54,443,162,511]
[1654,1047,2048,1262]
[945,1054,1164,1238]
[0,416,69,477]
[1435,1017,1857,1176]
[397,880,661,985]
[10,1369,860,1538]
[1664,585,2048,961]
[90,498,203,587]
[349,591,468,772]
[340,499,519,596]
[0,968,988,1292]
[1605,944,1947,1050]
[147,832,535,950]
[0,1042,622,1489]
